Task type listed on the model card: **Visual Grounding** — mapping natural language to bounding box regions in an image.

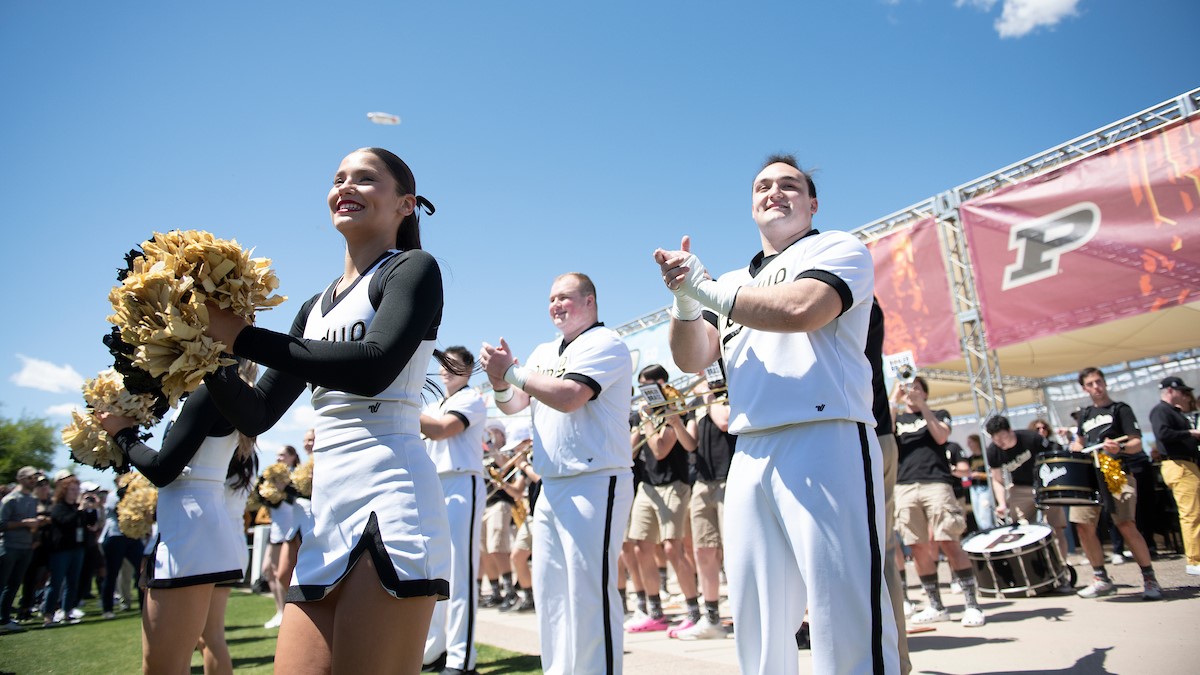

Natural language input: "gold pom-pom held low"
[258,462,292,505]
[117,474,157,540]
[107,230,286,405]
[291,459,314,499]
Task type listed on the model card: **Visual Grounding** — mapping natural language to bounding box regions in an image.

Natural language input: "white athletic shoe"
[52,609,66,623]
[1109,553,1126,565]
[102,612,116,620]
[948,580,963,594]
[960,607,985,627]
[622,610,648,630]
[68,608,85,620]
[909,606,951,625]
[263,612,283,629]
[1185,564,1200,576]
[1077,578,1115,599]
[673,616,727,640]
[902,600,916,618]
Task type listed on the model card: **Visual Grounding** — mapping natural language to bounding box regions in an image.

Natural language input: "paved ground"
[475,550,1199,674]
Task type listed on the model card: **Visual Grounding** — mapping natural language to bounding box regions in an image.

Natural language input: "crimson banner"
[866,217,961,367]
[961,117,1200,348]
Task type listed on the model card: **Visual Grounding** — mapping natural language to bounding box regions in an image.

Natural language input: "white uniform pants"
[424,473,485,670]
[726,421,899,675]
[533,471,633,675]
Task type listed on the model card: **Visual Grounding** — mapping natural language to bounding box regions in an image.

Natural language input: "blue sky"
[1,1,1196,484]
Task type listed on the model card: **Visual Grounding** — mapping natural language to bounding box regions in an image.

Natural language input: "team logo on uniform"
[368,402,381,413]
[1001,202,1100,290]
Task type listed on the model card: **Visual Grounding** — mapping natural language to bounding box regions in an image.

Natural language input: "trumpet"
[485,441,533,500]
[631,374,729,454]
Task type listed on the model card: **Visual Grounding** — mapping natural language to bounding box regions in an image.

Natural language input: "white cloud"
[10,355,84,394]
[45,402,82,418]
[956,0,998,9]
[993,0,1080,38]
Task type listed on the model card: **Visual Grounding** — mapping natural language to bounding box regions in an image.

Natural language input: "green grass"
[0,591,542,674]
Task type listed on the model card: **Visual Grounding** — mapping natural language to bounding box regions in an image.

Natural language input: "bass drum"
[1035,450,1101,507]
[961,523,1071,597]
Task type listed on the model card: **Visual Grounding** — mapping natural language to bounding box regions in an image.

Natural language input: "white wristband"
[504,365,531,389]
[676,253,738,316]
[492,386,515,404]
[670,295,702,321]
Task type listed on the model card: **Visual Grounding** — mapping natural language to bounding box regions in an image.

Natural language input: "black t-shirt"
[1149,401,1200,463]
[986,429,1060,487]
[896,409,955,485]
[693,406,735,482]
[867,298,892,436]
[1076,401,1148,472]
[631,410,692,486]
[965,451,988,487]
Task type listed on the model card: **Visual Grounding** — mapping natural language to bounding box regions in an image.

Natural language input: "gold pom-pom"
[1096,452,1128,494]
[117,474,157,540]
[61,410,124,470]
[107,230,286,405]
[245,487,264,513]
[291,459,314,499]
[258,462,292,505]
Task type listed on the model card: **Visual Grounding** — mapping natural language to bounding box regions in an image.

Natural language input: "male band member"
[1149,376,1200,576]
[893,377,985,627]
[653,155,898,674]
[481,272,633,675]
[419,346,486,675]
[963,434,995,531]
[626,364,701,635]
[983,415,1071,586]
[1069,367,1162,600]
[671,373,734,641]
[503,438,539,613]
[480,422,524,609]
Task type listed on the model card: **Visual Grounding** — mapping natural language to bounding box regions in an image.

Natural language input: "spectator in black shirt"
[1150,375,1200,576]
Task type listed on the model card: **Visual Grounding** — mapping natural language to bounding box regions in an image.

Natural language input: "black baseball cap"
[1159,376,1193,391]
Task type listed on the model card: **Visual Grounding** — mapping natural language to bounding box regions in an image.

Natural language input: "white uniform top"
[525,323,633,479]
[424,387,487,475]
[715,229,875,435]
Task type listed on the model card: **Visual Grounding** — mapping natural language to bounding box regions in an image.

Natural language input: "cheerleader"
[202,148,454,673]
[261,445,302,629]
[98,374,257,675]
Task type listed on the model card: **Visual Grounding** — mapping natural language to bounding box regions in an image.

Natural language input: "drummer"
[1069,367,1162,601]
[982,415,1071,591]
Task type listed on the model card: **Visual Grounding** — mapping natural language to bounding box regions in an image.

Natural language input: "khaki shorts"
[482,501,513,554]
[513,517,533,552]
[895,482,967,545]
[1070,473,1137,525]
[1007,485,1067,529]
[627,481,691,544]
[689,479,725,549]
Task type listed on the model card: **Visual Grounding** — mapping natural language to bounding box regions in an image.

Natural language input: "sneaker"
[263,612,283,629]
[102,612,116,620]
[421,651,446,672]
[514,596,536,613]
[68,608,85,620]
[53,609,66,623]
[960,607,985,627]
[625,614,670,633]
[1109,553,1125,565]
[909,606,950,625]
[1185,564,1200,576]
[1142,579,1163,601]
[0,620,25,633]
[1055,576,1074,594]
[948,580,963,594]
[795,622,810,650]
[1077,578,1115,599]
[673,616,726,640]
[480,594,503,609]
[497,593,520,612]
[623,610,648,630]
[902,600,916,618]
[666,619,696,638]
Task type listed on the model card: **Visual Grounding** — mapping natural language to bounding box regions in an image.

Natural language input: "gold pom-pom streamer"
[258,462,292,505]
[61,410,124,470]
[117,474,157,540]
[1095,451,1128,494]
[291,459,314,499]
[107,230,286,405]
[62,369,166,471]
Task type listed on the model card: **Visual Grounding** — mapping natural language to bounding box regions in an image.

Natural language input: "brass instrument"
[485,441,533,527]
[631,372,729,454]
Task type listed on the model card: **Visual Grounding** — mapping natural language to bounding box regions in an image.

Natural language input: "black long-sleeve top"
[111,385,236,489]
[204,249,443,435]
[1149,400,1200,464]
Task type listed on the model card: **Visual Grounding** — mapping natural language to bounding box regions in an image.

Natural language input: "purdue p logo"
[1001,202,1100,290]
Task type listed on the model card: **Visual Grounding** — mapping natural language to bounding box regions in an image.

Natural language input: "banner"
[866,217,961,367]
[961,117,1200,348]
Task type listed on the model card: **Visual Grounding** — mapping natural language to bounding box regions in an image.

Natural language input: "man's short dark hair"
[639,364,670,383]
[911,375,929,394]
[984,416,1011,435]
[1078,367,1104,387]
[761,153,817,199]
